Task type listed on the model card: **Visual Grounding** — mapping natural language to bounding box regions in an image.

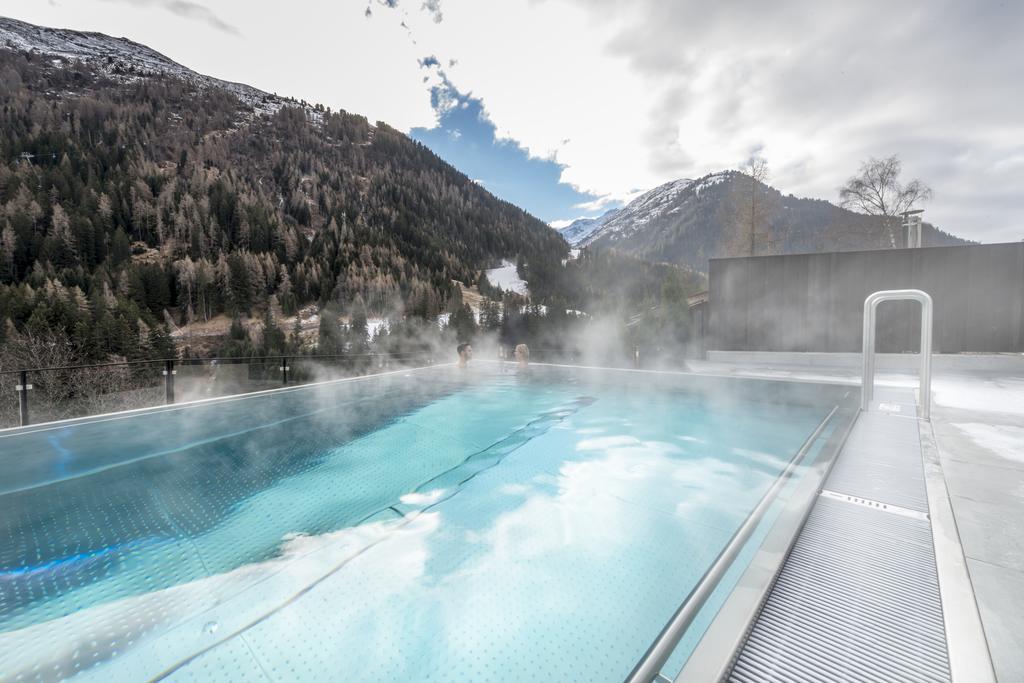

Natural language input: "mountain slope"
[557,208,620,246]
[580,171,968,271]
[0,16,569,361]
[0,16,288,118]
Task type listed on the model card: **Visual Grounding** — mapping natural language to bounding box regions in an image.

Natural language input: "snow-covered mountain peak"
[1,16,179,68]
[555,208,621,246]
[0,16,290,119]
[573,171,748,247]
[554,173,741,247]
[615,177,694,217]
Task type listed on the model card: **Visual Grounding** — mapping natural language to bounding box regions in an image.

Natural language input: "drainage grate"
[822,411,930,512]
[729,496,950,682]
[819,489,930,522]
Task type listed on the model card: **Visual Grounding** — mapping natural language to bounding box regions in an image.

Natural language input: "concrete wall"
[708,243,1024,353]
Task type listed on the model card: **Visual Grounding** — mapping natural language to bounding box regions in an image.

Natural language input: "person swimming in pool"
[514,343,530,369]
[456,342,473,368]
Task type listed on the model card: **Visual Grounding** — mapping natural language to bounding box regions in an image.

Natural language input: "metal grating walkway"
[823,411,930,512]
[728,396,951,683]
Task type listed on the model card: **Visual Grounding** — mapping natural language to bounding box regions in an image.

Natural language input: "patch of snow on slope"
[366,318,389,340]
[485,260,529,295]
[690,172,730,197]
[580,178,694,245]
[578,171,740,247]
[555,209,620,246]
[619,178,694,226]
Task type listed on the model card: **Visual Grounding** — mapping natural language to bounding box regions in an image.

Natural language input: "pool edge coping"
[919,419,997,683]
[486,359,857,388]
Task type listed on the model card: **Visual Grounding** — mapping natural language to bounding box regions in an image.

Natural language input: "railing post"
[280,357,289,385]
[163,359,175,404]
[16,369,30,426]
[919,299,933,421]
[861,298,877,407]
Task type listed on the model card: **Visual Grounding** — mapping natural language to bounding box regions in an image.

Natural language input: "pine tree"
[317,308,342,354]
[349,305,369,354]
[147,324,176,359]
[451,303,477,342]
[260,304,286,354]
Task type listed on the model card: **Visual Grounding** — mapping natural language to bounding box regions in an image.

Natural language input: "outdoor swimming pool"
[0,364,852,682]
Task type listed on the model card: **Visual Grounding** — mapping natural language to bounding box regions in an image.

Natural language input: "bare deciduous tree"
[839,156,933,246]
[839,155,933,215]
[744,156,770,256]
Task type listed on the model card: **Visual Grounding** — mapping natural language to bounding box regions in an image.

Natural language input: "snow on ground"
[690,172,730,197]
[512,304,585,317]
[932,376,1024,416]
[950,423,1024,465]
[435,305,585,330]
[366,318,388,340]
[485,260,529,296]
[555,210,620,246]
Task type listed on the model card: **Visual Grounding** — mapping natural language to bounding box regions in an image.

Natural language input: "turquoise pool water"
[0,365,841,682]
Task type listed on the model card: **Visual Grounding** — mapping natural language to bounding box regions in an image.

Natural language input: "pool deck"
[688,354,1024,683]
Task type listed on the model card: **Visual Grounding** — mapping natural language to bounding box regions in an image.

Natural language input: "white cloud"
[97,0,240,35]
[573,194,634,212]
[393,0,1024,241]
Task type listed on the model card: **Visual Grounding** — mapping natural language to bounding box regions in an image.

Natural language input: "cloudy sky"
[2,0,1022,241]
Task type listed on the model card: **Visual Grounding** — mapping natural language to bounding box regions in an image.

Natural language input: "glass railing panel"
[0,353,440,428]
[0,374,21,429]
[26,362,165,424]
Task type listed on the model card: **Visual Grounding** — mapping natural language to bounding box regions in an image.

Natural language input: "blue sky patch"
[410,75,611,225]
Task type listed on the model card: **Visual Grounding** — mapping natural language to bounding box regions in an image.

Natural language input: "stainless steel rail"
[625,404,840,683]
[861,289,933,421]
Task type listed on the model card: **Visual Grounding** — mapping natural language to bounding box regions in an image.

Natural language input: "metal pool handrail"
[861,289,933,421]
[625,404,840,683]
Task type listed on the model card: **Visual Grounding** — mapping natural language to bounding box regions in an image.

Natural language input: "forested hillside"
[0,45,572,363]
